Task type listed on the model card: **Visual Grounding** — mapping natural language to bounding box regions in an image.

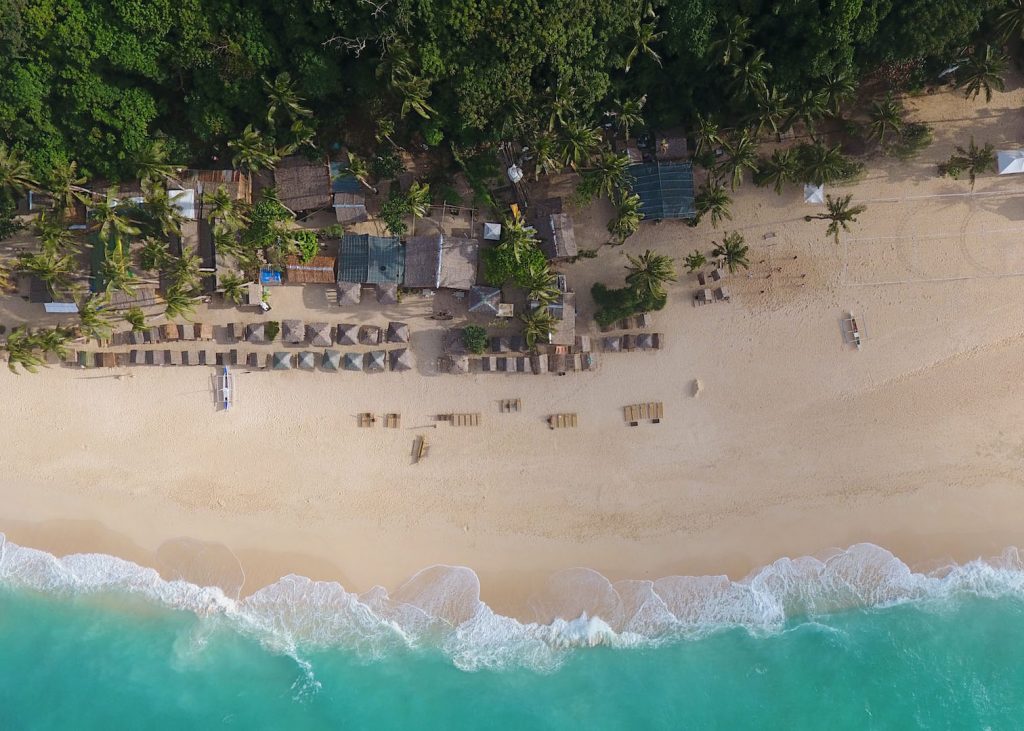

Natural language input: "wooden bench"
[499,398,521,413]
[384,413,401,428]
[450,413,480,427]
[548,413,578,429]
[357,412,375,428]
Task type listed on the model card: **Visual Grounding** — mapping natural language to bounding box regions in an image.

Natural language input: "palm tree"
[754,148,797,194]
[868,94,904,147]
[520,306,558,349]
[4,327,45,374]
[693,113,723,158]
[141,182,184,239]
[134,139,179,183]
[583,152,631,201]
[0,143,37,203]
[684,250,707,273]
[123,307,147,332]
[204,185,248,233]
[406,181,431,218]
[804,194,866,243]
[229,125,280,173]
[730,49,772,100]
[264,72,312,125]
[718,130,759,190]
[694,180,732,227]
[33,212,80,254]
[170,250,202,293]
[45,160,91,214]
[559,119,603,170]
[956,46,1007,103]
[520,263,560,304]
[941,138,996,189]
[497,210,538,264]
[786,89,828,139]
[218,273,247,304]
[610,96,646,140]
[34,326,71,361]
[997,0,1024,42]
[711,231,750,272]
[0,260,11,293]
[340,151,377,194]
[608,191,644,243]
[99,246,140,297]
[77,294,114,342]
[163,284,199,320]
[90,188,142,245]
[752,86,792,140]
[137,237,172,272]
[393,70,436,119]
[626,249,676,299]
[17,248,77,296]
[820,71,857,117]
[624,19,665,72]
[796,142,849,186]
[707,15,752,67]
[529,131,562,179]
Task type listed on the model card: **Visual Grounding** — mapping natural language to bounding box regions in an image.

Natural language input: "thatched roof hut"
[322,349,341,371]
[336,323,359,346]
[336,281,362,305]
[366,350,386,372]
[282,319,304,344]
[285,255,336,284]
[272,352,293,370]
[386,321,410,343]
[274,156,331,212]
[376,283,399,305]
[306,322,332,347]
[404,233,479,290]
[247,322,269,344]
[343,352,363,371]
[359,325,381,345]
[296,351,316,370]
[389,348,413,372]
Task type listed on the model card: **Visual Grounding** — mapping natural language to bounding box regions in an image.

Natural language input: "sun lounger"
[499,398,521,413]
[449,413,480,427]
[99,352,116,368]
[167,350,182,366]
[412,435,427,463]
[650,402,664,423]
[635,313,651,329]
[651,333,662,350]
[129,349,144,365]
[623,405,639,427]
[697,272,706,286]
[358,412,375,427]
[161,324,180,342]
[711,268,724,282]
[230,323,245,342]
[574,335,591,352]
[622,334,636,351]
[144,327,159,344]
[384,413,401,428]
[196,323,213,341]
[180,326,196,341]
[548,413,578,429]
[714,287,731,302]
[695,288,714,306]
[200,349,215,366]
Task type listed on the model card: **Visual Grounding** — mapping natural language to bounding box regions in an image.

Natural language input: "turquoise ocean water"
[2,536,1024,729]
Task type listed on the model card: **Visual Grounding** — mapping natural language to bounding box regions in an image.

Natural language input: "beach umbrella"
[636,333,654,350]
[336,323,358,346]
[468,285,501,316]
[272,351,293,370]
[601,336,622,352]
[336,281,362,305]
[386,321,410,343]
[343,352,363,371]
[296,351,315,370]
[389,348,413,372]
[306,322,331,347]
[446,355,469,375]
[247,322,268,344]
[376,283,398,305]
[359,325,381,345]
[365,350,386,372]
[483,222,502,240]
[322,349,341,371]
[282,319,304,344]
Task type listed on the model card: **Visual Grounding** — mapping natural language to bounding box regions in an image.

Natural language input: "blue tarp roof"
[329,162,363,193]
[338,234,405,284]
[628,162,696,220]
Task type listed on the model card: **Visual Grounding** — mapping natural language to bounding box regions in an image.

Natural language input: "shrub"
[372,148,404,179]
[890,122,933,160]
[591,282,666,327]
[424,120,444,147]
[482,243,547,288]
[292,230,319,263]
[265,320,280,341]
[379,193,410,236]
[0,200,22,241]
[319,223,345,239]
[461,325,488,354]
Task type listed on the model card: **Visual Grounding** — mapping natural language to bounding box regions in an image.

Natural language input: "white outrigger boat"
[843,311,863,350]
[217,366,235,410]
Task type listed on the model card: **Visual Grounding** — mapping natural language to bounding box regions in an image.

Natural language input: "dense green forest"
[0,0,1015,183]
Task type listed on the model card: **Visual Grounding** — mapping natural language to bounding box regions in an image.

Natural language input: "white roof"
[803,183,825,204]
[44,302,79,313]
[168,188,197,219]
[997,150,1024,174]
[483,222,502,240]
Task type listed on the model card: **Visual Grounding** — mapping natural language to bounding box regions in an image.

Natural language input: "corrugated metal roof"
[338,234,404,284]
[628,162,696,220]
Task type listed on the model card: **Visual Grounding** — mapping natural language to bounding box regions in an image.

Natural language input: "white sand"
[3,83,1024,620]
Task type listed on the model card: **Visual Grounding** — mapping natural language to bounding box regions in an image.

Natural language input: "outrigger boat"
[218,366,234,410]
[843,311,862,350]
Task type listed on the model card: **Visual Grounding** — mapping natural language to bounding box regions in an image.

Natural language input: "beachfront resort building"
[273,156,333,215]
[403,233,479,291]
[628,162,696,221]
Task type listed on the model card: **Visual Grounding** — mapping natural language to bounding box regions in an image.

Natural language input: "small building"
[274,156,332,213]
[530,198,577,261]
[655,133,689,162]
[284,255,337,284]
[997,150,1024,175]
[337,234,405,285]
[174,169,251,204]
[329,162,368,224]
[548,291,576,346]
[629,162,696,221]
[403,233,479,290]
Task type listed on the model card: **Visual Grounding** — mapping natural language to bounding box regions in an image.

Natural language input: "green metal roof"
[338,233,405,284]
[628,162,696,220]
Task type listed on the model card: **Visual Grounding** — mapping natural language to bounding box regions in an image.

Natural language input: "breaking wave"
[2,534,1023,672]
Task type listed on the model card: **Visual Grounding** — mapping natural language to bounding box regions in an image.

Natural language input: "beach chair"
[201,349,215,366]
[548,413,578,429]
[129,349,144,366]
[180,325,196,342]
[622,334,636,352]
[144,327,160,344]
[358,412,376,427]
[160,324,180,342]
[196,323,214,341]
[167,350,182,366]
[129,331,145,345]
[385,413,401,428]
[651,333,663,350]
[230,323,245,342]
[695,289,714,306]
[714,287,731,302]
[450,413,480,427]
[623,405,639,427]
[412,435,427,463]
[711,268,725,282]
[650,402,664,424]
[697,272,707,286]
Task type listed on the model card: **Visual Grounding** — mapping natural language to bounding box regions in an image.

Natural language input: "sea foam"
[2,534,1023,672]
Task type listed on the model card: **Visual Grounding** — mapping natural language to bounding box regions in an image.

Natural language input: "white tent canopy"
[997,150,1024,175]
[803,183,825,204]
[168,189,198,219]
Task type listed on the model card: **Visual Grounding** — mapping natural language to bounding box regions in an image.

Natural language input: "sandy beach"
[3,84,1024,622]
